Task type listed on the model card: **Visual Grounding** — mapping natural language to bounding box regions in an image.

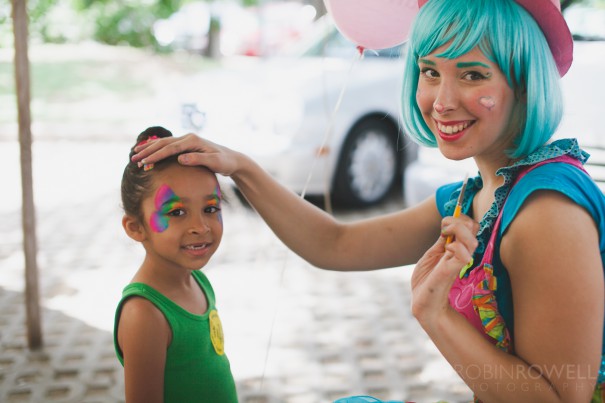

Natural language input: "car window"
[303,29,358,58]
[279,15,405,59]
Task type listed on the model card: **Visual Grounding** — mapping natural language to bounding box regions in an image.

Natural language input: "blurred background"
[1,0,604,402]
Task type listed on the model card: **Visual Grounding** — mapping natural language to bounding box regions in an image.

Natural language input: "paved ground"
[0,140,472,403]
[0,43,472,402]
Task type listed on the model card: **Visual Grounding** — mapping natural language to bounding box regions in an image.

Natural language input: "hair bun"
[137,126,173,143]
[129,126,173,160]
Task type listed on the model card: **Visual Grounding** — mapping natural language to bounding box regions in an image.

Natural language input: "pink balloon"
[324,0,419,50]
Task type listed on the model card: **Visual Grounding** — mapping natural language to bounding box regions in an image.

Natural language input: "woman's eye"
[420,68,439,79]
[462,71,487,81]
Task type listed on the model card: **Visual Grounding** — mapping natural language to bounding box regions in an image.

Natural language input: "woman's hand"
[411,214,479,328]
[131,133,242,176]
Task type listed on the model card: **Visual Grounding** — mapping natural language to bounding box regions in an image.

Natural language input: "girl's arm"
[118,297,171,403]
[133,134,443,270]
[413,191,602,402]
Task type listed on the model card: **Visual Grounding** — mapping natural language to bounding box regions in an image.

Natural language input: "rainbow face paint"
[208,185,223,226]
[150,184,183,233]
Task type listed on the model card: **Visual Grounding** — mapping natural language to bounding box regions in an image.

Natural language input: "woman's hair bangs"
[401,0,563,158]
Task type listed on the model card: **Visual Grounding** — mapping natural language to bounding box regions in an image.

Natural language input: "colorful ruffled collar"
[443,138,589,254]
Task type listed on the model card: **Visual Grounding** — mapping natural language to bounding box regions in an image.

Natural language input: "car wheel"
[332,119,400,208]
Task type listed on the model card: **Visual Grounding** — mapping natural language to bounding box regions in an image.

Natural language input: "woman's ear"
[122,214,146,242]
[515,86,527,103]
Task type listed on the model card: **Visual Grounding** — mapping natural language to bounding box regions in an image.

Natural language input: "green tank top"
[114,270,238,402]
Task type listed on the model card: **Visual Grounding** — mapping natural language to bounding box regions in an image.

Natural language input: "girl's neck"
[134,259,195,291]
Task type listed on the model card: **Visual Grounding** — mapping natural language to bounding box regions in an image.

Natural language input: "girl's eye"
[167,208,185,217]
[205,206,221,214]
[420,67,439,79]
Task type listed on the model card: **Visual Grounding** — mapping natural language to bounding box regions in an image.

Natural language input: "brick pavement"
[0,140,472,403]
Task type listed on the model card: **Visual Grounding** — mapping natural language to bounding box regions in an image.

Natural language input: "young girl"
[114,126,237,403]
[131,0,605,401]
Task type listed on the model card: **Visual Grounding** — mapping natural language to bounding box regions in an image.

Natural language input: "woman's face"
[416,45,518,164]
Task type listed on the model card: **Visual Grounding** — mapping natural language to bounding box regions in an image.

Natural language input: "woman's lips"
[434,119,474,142]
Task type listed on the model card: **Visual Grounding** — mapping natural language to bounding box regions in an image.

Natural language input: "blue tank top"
[436,139,605,385]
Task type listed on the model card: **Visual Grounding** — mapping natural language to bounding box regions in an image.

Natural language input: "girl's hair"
[121,126,179,221]
[401,0,563,158]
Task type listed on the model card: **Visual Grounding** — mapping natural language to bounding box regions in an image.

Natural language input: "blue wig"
[401,0,563,158]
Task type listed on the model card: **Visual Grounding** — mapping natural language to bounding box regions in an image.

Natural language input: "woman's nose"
[433,81,458,114]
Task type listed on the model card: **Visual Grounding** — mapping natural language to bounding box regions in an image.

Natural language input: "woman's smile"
[434,119,475,141]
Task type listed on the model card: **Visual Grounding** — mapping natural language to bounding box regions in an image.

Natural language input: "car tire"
[332,118,400,208]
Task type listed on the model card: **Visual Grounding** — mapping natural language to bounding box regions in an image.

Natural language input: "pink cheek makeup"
[479,96,496,111]
[149,184,183,233]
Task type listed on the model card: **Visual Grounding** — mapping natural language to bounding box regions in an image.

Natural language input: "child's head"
[122,126,175,222]
[121,126,224,270]
[401,0,566,158]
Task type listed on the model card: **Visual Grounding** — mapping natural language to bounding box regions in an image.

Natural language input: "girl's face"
[416,45,518,165]
[139,164,223,272]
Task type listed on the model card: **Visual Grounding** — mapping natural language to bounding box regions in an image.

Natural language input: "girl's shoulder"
[114,286,172,364]
[118,294,170,334]
[192,270,216,307]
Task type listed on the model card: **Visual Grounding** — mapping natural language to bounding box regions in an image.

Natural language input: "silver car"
[181,16,418,208]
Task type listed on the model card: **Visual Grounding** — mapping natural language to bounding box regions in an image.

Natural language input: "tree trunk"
[12,0,43,350]
[205,17,221,59]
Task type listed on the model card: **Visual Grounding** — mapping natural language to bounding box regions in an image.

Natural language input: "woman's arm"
[500,191,603,402]
[118,297,171,403]
[413,191,603,402]
[133,134,443,270]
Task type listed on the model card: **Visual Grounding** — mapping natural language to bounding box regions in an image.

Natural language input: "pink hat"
[417,0,573,76]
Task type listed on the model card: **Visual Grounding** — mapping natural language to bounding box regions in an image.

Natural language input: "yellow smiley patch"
[209,310,224,356]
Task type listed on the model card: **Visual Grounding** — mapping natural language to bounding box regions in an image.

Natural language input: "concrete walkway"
[0,43,472,402]
[0,140,472,402]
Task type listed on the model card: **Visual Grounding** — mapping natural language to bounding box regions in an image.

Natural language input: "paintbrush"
[445,174,469,245]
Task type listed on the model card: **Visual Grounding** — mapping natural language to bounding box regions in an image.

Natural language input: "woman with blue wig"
[132,0,605,401]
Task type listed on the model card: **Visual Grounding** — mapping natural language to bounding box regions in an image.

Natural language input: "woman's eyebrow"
[419,58,436,66]
[456,61,490,68]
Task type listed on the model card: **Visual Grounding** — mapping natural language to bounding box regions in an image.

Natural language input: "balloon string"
[258,249,289,392]
[300,47,365,212]
[258,46,365,391]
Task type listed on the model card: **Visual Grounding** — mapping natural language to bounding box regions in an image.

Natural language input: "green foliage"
[561,0,603,10]
[0,4,10,47]
[3,0,599,51]
[27,0,60,23]
[79,0,184,48]
[90,6,156,47]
